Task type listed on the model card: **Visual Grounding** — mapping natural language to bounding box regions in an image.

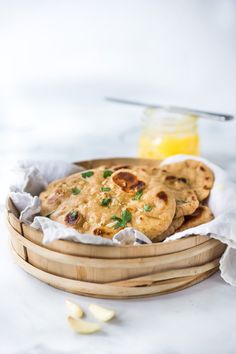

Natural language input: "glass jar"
[138,108,200,159]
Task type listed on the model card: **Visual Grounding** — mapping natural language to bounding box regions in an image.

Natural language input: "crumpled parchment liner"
[9,156,236,285]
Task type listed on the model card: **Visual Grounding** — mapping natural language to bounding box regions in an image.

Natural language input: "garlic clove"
[67,316,101,334]
[65,299,84,318]
[89,303,116,322]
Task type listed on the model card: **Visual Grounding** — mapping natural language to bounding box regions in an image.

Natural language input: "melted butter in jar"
[138,108,200,159]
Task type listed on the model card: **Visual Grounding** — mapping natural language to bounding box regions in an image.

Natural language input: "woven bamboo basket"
[6,157,226,299]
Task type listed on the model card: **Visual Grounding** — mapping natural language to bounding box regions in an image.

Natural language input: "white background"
[0,0,236,167]
[0,1,236,353]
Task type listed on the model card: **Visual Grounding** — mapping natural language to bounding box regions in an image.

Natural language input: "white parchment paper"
[9,156,236,285]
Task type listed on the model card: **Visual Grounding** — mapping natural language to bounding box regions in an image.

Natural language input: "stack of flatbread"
[39,160,214,242]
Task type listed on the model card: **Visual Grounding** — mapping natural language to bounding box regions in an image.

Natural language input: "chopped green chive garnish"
[101,198,112,207]
[121,210,132,223]
[101,187,111,192]
[71,187,81,195]
[103,170,113,178]
[71,211,78,218]
[111,210,132,229]
[133,189,143,200]
[111,215,122,222]
[82,171,94,178]
[144,204,152,212]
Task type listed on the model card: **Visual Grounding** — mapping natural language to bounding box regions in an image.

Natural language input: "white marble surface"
[1,1,236,353]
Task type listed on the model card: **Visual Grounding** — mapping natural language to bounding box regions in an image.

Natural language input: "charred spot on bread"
[112,171,146,193]
[130,180,145,190]
[178,177,187,183]
[93,227,103,235]
[156,191,168,203]
[165,175,176,181]
[93,227,113,237]
[65,210,83,225]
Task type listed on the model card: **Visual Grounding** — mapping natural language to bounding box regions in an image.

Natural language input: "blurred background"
[0,0,236,198]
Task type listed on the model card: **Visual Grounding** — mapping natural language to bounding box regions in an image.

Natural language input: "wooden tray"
[6,157,226,299]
